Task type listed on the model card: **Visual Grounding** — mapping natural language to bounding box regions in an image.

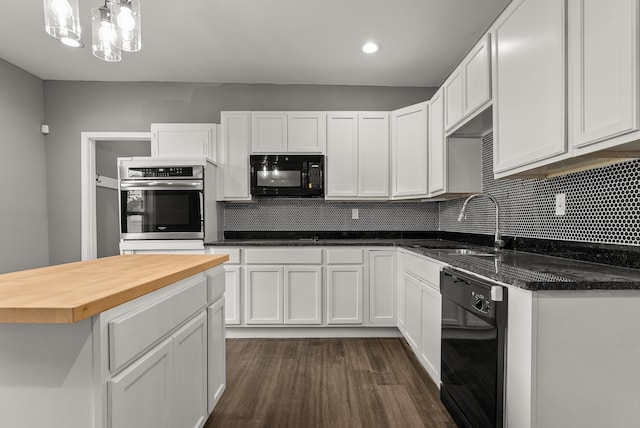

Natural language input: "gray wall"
[0,59,48,274]
[43,82,436,264]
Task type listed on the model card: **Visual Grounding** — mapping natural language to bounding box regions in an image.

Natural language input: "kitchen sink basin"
[436,248,496,257]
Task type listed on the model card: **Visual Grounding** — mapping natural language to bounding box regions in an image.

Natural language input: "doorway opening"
[81,132,152,260]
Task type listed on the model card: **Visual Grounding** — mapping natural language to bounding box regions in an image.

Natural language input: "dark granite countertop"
[409,246,640,291]
[206,236,640,291]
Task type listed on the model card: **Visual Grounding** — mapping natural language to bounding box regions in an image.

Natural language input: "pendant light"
[111,0,141,52]
[43,0,82,46]
[91,3,122,62]
[43,0,142,60]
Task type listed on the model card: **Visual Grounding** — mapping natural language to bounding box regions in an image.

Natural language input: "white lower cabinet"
[172,312,208,428]
[245,266,283,324]
[398,251,445,384]
[207,297,226,412]
[104,268,225,428]
[244,265,322,325]
[284,266,322,324]
[403,272,422,351]
[369,250,397,324]
[326,265,364,324]
[108,338,174,428]
[419,282,441,384]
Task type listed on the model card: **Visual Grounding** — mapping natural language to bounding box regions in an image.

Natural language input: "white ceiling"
[0,0,511,87]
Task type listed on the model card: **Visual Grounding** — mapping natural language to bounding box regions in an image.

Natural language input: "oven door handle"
[120,181,203,191]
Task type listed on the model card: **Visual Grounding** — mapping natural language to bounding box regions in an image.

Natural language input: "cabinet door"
[492,0,566,174]
[224,266,241,325]
[369,250,396,324]
[390,102,429,199]
[420,284,441,383]
[326,113,359,198]
[428,89,446,196]
[404,273,422,352]
[358,113,390,198]
[463,34,492,117]
[569,0,639,149]
[326,266,363,324]
[172,312,208,428]
[108,338,173,428]
[284,266,322,324]
[208,298,226,412]
[288,112,326,153]
[397,266,407,331]
[151,123,215,160]
[251,112,288,153]
[244,266,283,324]
[220,112,251,200]
[444,69,464,131]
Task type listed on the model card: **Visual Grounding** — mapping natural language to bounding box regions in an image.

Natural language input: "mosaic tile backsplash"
[225,133,639,246]
[224,199,439,231]
[439,134,640,246]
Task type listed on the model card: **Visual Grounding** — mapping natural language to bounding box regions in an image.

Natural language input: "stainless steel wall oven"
[118,158,219,241]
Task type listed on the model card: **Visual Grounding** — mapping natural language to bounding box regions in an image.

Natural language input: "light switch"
[352,208,359,220]
[555,193,566,216]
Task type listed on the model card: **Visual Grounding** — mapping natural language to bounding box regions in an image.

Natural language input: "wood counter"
[0,254,229,324]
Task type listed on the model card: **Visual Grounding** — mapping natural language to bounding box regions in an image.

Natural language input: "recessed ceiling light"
[361,41,381,54]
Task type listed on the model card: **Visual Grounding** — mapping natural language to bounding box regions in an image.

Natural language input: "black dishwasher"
[440,267,507,428]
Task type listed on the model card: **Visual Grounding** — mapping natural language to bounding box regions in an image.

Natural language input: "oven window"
[121,189,202,233]
[257,170,301,187]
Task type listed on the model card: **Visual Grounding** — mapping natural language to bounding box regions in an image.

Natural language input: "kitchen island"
[0,254,228,428]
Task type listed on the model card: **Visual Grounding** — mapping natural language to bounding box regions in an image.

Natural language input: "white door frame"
[80,132,152,260]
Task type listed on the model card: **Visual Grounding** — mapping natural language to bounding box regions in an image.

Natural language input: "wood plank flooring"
[205,338,456,428]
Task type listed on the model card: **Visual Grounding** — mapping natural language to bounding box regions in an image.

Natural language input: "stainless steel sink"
[437,248,495,257]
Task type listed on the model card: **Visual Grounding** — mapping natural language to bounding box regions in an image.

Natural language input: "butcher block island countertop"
[0,254,229,324]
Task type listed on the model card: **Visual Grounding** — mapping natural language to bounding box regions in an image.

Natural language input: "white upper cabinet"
[569,0,639,151]
[288,112,327,153]
[326,112,389,200]
[151,123,217,161]
[492,0,566,177]
[443,69,464,131]
[251,112,326,153]
[428,89,446,196]
[219,112,252,201]
[326,113,359,198]
[444,34,492,133]
[358,113,390,198]
[251,112,287,152]
[463,34,492,118]
[390,102,429,199]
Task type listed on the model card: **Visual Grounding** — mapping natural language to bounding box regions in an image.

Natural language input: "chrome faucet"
[457,193,504,249]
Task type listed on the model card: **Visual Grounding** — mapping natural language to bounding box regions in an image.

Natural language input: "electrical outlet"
[555,193,566,216]
[352,208,359,220]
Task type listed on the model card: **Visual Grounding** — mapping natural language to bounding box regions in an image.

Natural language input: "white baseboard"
[225,326,402,339]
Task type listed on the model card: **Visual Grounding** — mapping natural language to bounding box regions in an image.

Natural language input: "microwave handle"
[120,181,203,191]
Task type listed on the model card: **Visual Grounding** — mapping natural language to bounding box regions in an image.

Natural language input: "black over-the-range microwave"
[250,154,324,197]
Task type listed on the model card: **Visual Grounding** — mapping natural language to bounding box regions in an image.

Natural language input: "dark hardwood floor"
[205,338,456,428]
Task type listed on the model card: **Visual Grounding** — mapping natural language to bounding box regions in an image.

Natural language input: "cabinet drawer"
[109,277,207,372]
[326,248,364,264]
[207,266,225,303]
[402,252,444,289]
[245,248,322,264]
[208,247,240,264]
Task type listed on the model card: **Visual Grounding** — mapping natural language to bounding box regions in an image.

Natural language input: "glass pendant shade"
[91,6,122,62]
[111,0,141,52]
[43,0,81,43]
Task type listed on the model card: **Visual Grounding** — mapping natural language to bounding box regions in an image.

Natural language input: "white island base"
[0,262,226,428]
